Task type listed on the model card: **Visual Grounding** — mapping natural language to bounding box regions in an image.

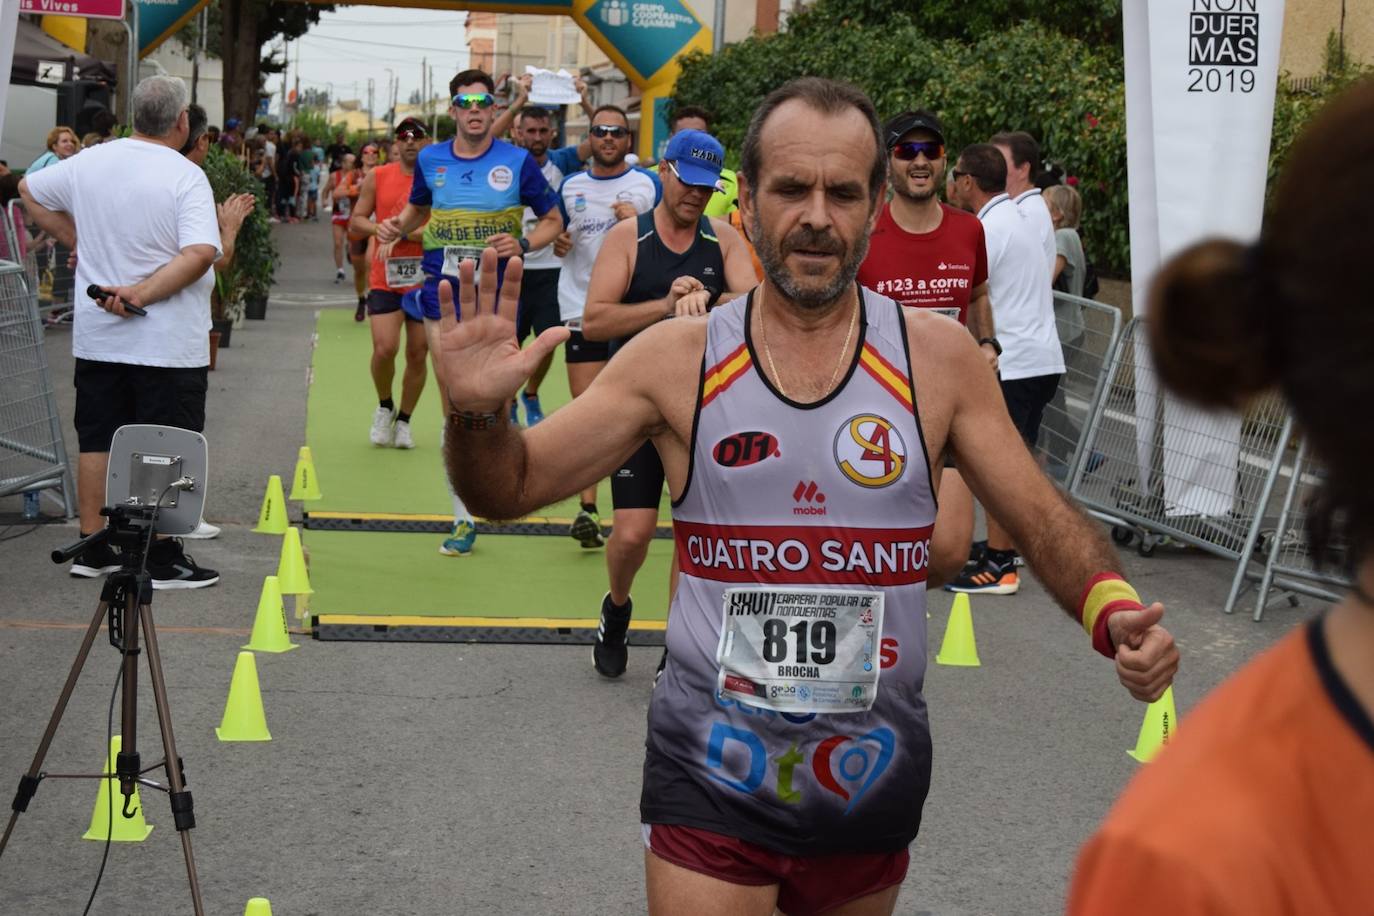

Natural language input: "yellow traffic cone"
[289,446,322,501]
[244,576,299,654]
[82,735,154,842]
[244,898,274,915]
[253,475,288,535]
[935,593,981,667]
[276,527,313,596]
[216,652,272,742]
[1127,686,1177,763]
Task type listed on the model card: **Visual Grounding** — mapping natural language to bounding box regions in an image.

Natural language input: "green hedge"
[673,9,1366,277]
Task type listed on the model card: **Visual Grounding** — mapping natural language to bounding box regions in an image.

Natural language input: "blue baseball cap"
[662,129,725,190]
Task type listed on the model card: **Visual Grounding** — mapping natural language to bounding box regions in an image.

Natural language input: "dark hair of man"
[517,105,551,123]
[1148,78,1374,569]
[989,130,1040,181]
[739,77,885,203]
[0,174,21,206]
[180,103,209,156]
[957,143,1008,194]
[672,105,711,130]
[449,69,495,96]
[591,104,630,127]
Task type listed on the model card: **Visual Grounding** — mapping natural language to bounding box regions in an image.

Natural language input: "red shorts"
[643,823,909,916]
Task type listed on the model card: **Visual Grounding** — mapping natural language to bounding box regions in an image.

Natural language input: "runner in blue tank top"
[427,79,1180,916]
[376,68,563,558]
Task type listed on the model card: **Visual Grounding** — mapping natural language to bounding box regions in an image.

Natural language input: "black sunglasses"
[591,125,629,139]
[891,140,944,161]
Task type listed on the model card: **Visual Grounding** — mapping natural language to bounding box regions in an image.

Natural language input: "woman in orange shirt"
[327,151,359,288]
[1069,80,1374,916]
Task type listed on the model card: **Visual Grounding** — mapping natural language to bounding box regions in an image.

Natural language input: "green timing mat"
[301,308,671,641]
[303,309,669,531]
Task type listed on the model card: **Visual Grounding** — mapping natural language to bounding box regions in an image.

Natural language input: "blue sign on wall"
[136,0,206,57]
[584,0,703,80]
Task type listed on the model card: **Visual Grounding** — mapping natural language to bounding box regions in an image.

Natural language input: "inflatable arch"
[135,0,713,160]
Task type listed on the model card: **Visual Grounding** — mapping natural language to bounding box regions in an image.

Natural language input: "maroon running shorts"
[643,822,909,916]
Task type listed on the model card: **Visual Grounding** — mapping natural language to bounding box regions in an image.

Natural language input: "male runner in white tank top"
[428,78,1179,916]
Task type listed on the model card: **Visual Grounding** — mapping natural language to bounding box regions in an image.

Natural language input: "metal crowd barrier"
[6,199,72,324]
[0,259,77,517]
[1034,291,1122,487]
[1248,439,1352,620]
[1066,316,1295,615]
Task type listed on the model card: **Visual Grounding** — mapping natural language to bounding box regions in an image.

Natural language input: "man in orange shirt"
[1070,80,1374,916]
[350,119,430,450]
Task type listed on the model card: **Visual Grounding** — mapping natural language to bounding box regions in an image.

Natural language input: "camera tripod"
[0,505,205,915]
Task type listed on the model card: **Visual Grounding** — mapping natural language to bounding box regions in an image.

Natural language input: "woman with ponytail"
[1069,78,1374,914]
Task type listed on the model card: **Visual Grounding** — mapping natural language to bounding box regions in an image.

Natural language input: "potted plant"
[202,147,277,329]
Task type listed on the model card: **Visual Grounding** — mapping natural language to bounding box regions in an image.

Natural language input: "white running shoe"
[393,419,414,449]
[369,405,396,446]
[335,268,345,283]
[183,520,221,539]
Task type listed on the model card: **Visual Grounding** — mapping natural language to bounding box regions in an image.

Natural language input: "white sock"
[440,424,471,523]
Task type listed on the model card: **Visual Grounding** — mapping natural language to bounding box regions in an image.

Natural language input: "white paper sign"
[35,60,66,85]
[525,66,581,105]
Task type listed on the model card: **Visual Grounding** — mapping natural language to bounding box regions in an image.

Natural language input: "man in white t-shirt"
[991,130,1056,275]
[550,104,660,548]
[943,142,1064,596]
[510,105,587,428]
[19,75,222,589]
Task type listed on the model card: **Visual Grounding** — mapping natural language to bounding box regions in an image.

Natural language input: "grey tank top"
[641,285,938,855]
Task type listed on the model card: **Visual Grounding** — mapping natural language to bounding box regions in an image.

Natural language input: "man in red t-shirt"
[859,111,995,361]
[859,110,1000,582]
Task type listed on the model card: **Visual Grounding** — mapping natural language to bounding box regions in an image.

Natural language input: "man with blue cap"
[580,128,759,678]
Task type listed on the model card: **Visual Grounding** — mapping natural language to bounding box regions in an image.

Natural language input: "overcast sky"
[273,7,475,110]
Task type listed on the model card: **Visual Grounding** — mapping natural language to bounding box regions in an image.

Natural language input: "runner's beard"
[592,146,626,168]
[752,210,870,312]
[894,168,941,202]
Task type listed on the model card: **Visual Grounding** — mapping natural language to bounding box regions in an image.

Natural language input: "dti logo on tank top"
[834,415,906,488]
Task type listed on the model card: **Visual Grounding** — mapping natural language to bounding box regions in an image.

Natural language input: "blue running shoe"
[439,519,476,556]
[521,391,545,426]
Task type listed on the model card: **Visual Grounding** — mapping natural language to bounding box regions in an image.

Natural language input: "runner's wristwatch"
[978,337,1003,356]
[518,237,532,254]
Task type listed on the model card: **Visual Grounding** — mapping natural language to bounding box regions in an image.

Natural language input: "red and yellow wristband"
[1079,573,1144,658]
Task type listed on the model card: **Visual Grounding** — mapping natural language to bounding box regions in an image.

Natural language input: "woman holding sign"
[350,120,432,450]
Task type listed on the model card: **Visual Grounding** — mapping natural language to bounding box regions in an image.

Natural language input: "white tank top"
[641,285,939,855]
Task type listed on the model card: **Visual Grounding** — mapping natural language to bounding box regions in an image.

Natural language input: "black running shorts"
[74,358,207,453]
[517,268,562,342]
[1000,373,1062,448]
[565,328,610,364]
[612,441,665,510]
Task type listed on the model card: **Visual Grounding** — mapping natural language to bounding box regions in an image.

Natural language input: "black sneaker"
[593,592,632,678]
[962,539,987,574]
[69,539,122,578]
[147,539,220,590]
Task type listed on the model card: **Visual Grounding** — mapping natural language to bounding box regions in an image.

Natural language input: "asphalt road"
[0,219,1319,915]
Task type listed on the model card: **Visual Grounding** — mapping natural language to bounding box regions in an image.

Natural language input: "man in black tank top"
[581,130,759,678]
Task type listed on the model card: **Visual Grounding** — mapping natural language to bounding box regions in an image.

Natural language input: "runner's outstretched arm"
[934,313,1179,701]
[437,249,683,519]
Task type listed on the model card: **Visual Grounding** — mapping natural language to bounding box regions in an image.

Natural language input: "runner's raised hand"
[436,248,570,413]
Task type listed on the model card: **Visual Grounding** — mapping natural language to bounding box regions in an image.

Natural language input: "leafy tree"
[217,0,334,127]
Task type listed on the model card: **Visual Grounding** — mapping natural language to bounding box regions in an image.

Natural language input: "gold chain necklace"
[757,285,858,401]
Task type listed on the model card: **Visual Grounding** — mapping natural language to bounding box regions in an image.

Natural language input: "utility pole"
[191,5,206,104]
[429,65,438,137]
[367,78,375,134]
[293,39,301,123]
[421,57,427,131]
